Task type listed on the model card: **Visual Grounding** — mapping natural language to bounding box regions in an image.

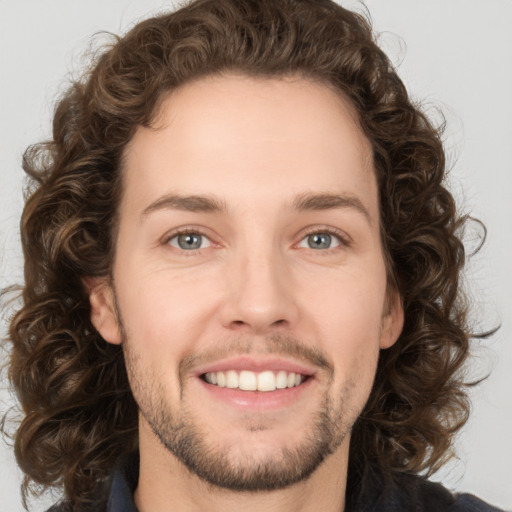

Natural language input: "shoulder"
[396,473,505,512]
[358,471,506,512]
[448,492,506,512]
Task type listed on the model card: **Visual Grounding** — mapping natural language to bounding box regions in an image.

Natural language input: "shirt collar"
[107,453,139,512]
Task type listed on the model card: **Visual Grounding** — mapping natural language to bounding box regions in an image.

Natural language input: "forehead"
[121,74,376,218]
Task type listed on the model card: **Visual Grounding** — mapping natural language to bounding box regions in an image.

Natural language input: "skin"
[89,74,403,512]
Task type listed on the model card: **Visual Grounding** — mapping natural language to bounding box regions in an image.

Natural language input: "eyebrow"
[141,191,371,224]
[141,194,227,217]
[292,192,371,224]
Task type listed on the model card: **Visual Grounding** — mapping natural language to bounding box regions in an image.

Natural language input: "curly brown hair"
[3,0,482,508]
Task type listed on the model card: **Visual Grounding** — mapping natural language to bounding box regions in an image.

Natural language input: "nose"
[219,247,299,334]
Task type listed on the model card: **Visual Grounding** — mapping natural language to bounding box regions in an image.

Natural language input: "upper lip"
[193,356,317,378]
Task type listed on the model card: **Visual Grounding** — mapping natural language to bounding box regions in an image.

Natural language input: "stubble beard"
[123,332,358,492]
[146,391,346,492]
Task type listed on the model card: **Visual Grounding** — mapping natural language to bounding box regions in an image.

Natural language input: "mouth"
[201,369,308,392]
[193,357,316,410]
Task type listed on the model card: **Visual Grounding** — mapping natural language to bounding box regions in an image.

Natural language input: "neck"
[134,423,349,512]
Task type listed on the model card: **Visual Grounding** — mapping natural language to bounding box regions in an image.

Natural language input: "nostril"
[228,318,288,331]
[228,319,252,331]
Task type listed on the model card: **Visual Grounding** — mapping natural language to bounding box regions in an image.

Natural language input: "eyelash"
[297,226,351,252]
[163,228,213,253]
[162,226,350,253]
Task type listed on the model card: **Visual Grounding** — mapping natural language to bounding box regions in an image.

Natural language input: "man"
[2,0,506,510]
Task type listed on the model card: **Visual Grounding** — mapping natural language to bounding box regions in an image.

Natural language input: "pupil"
[309,233,331,249]
[178,234,201,249]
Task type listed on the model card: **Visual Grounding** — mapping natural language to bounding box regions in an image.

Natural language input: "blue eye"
[169,233,211,250]
[299,232,342,250]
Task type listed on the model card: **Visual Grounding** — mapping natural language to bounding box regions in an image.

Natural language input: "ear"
[83,277,122,345]
[379,288,404,350]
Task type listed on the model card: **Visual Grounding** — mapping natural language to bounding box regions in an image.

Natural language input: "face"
[90,74,403,491]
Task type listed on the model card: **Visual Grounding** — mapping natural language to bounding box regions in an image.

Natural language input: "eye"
[298,232,343,250]
[168,232,211,250]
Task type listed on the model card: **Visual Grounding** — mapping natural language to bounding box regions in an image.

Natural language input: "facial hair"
[122,325,362,492]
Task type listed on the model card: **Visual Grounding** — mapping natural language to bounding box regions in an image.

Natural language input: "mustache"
[178,333,333,377]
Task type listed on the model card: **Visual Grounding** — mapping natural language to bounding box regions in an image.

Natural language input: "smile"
[202,370,306,392]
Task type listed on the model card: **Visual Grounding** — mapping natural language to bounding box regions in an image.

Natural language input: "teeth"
[239,370,257,391]
[203,370,305,392]
[226,370,238,389]
[276,370,288,389]
[257,371,276,392]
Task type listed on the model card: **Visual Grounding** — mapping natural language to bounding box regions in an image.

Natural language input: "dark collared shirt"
[49,454,505,511]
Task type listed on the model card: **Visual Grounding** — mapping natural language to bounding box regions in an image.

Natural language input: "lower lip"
[198,377,314,411]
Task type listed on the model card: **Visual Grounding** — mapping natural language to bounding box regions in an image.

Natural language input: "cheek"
[114,264,219,358]
[118,276,211,406]
[316,285,383,409]
[303,268,386,380]
[328,309,381,395]
[307,270,387,338]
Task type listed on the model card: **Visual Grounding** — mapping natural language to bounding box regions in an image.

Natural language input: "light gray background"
[1,1,511,510]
